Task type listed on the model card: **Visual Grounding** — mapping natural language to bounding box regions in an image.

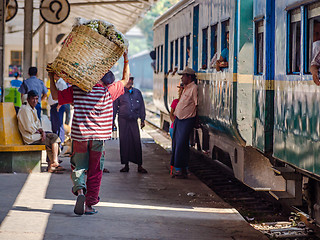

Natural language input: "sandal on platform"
[172,171,187,179]
[74,194,85,215]
[85,208,98,215]
[138,167,148,174]
[120,166,129,172]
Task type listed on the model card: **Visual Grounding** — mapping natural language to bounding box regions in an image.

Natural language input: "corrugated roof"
[7,0,157,35]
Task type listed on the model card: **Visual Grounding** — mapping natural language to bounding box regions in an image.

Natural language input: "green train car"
[153,0,320,224]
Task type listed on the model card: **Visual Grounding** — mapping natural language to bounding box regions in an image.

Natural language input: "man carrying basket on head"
[48,51,130,215]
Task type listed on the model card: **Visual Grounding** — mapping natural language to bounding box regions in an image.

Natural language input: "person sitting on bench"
[17,90,63,173]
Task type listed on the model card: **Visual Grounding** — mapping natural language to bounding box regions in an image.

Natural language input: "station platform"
[0,126,267,240]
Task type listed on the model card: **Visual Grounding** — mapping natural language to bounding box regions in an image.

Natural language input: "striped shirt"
[58,82,124,141]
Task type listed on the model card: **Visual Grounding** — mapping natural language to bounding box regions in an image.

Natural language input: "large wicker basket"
[50,25,125,92]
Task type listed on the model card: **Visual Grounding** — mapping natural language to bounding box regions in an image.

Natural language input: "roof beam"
[107,5,141,17]
[69,0,149,7]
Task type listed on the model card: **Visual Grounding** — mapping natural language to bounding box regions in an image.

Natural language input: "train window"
[170,41,174,71]
[202,27,208,69]
[305,2,320,74]
[221,20,230,53]
[210,24,217,60]
[255,20,264,75]
[186,34,191,67]
[193,5,199,70]
[180,37,184,70]
[287,8,301,74]
[175,39,179,69]
[157,46,160,73]
[220,20,230,69]
[160,45,163,72]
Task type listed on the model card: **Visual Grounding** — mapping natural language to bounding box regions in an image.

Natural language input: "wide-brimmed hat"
[178,67,196,75]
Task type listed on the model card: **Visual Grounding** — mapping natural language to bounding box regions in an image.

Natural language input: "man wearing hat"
[171,67,198,179]
[17,90,62,172]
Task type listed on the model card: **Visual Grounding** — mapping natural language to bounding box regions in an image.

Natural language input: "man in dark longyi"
[113,76,147,173]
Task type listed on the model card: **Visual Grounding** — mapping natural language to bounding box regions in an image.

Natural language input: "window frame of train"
[202,26,208,70]
[210,24,218,64]
[186,34,191,67]
[287,7,301,75]
[254,18,264,75]
[175,39,179,69]
[221,19,230,68]
[170,41,174,71]
[160,45,164,72]
[180,37,184,70]
[305,2,320,74]
[157,46,160,73]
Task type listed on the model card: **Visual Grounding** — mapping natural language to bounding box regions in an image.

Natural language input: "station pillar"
[0,0,6,102]
[23,0,33,78]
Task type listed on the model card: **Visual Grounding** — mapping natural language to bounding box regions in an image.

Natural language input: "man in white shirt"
[48,76,68,144]
[17,90,63,173]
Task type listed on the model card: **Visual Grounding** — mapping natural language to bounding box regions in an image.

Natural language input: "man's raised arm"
[120,50,130,87]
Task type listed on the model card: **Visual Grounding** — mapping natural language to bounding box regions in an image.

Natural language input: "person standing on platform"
[5,72,22,113]
[113,76,148,174]
[169,83,184,175]
[11,72,22,88]
[48,75,68,146]
[48,51,130,216]
[169,83,184,138]
[171,67,198,179]
[18,67,48,120]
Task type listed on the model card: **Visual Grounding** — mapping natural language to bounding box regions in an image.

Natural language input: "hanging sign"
[6,0,18,22]
[40,0,70,24]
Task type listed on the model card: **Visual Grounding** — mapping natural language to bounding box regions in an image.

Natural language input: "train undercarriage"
[160,111,320,226]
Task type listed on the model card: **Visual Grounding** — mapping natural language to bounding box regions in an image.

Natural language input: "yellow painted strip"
[237,74,253,84]
[196,72,234,81]
[195,72,317,91]
[254,79,316,90]
[0,145,45,152]
[196,72,211,80]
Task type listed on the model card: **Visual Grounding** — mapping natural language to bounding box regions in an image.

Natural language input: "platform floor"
[0,127,267,240]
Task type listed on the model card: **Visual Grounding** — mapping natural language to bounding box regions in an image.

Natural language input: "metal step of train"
[269,166,302,205]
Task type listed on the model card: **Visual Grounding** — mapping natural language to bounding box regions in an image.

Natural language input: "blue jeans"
[35,102,41,120]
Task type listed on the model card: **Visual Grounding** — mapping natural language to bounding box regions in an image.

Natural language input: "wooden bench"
[0,103,46,173]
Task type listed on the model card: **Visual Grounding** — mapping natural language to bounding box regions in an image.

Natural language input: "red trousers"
[70,140,104,206]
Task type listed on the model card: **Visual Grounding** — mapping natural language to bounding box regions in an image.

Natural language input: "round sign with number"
[40,0,70,24]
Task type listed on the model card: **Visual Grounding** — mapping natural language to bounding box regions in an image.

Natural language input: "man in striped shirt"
[49,52,130,215]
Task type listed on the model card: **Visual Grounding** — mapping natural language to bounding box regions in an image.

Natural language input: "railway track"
[145,108,319,239]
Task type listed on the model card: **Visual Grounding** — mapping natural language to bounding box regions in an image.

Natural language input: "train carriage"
[153,0,320,224]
